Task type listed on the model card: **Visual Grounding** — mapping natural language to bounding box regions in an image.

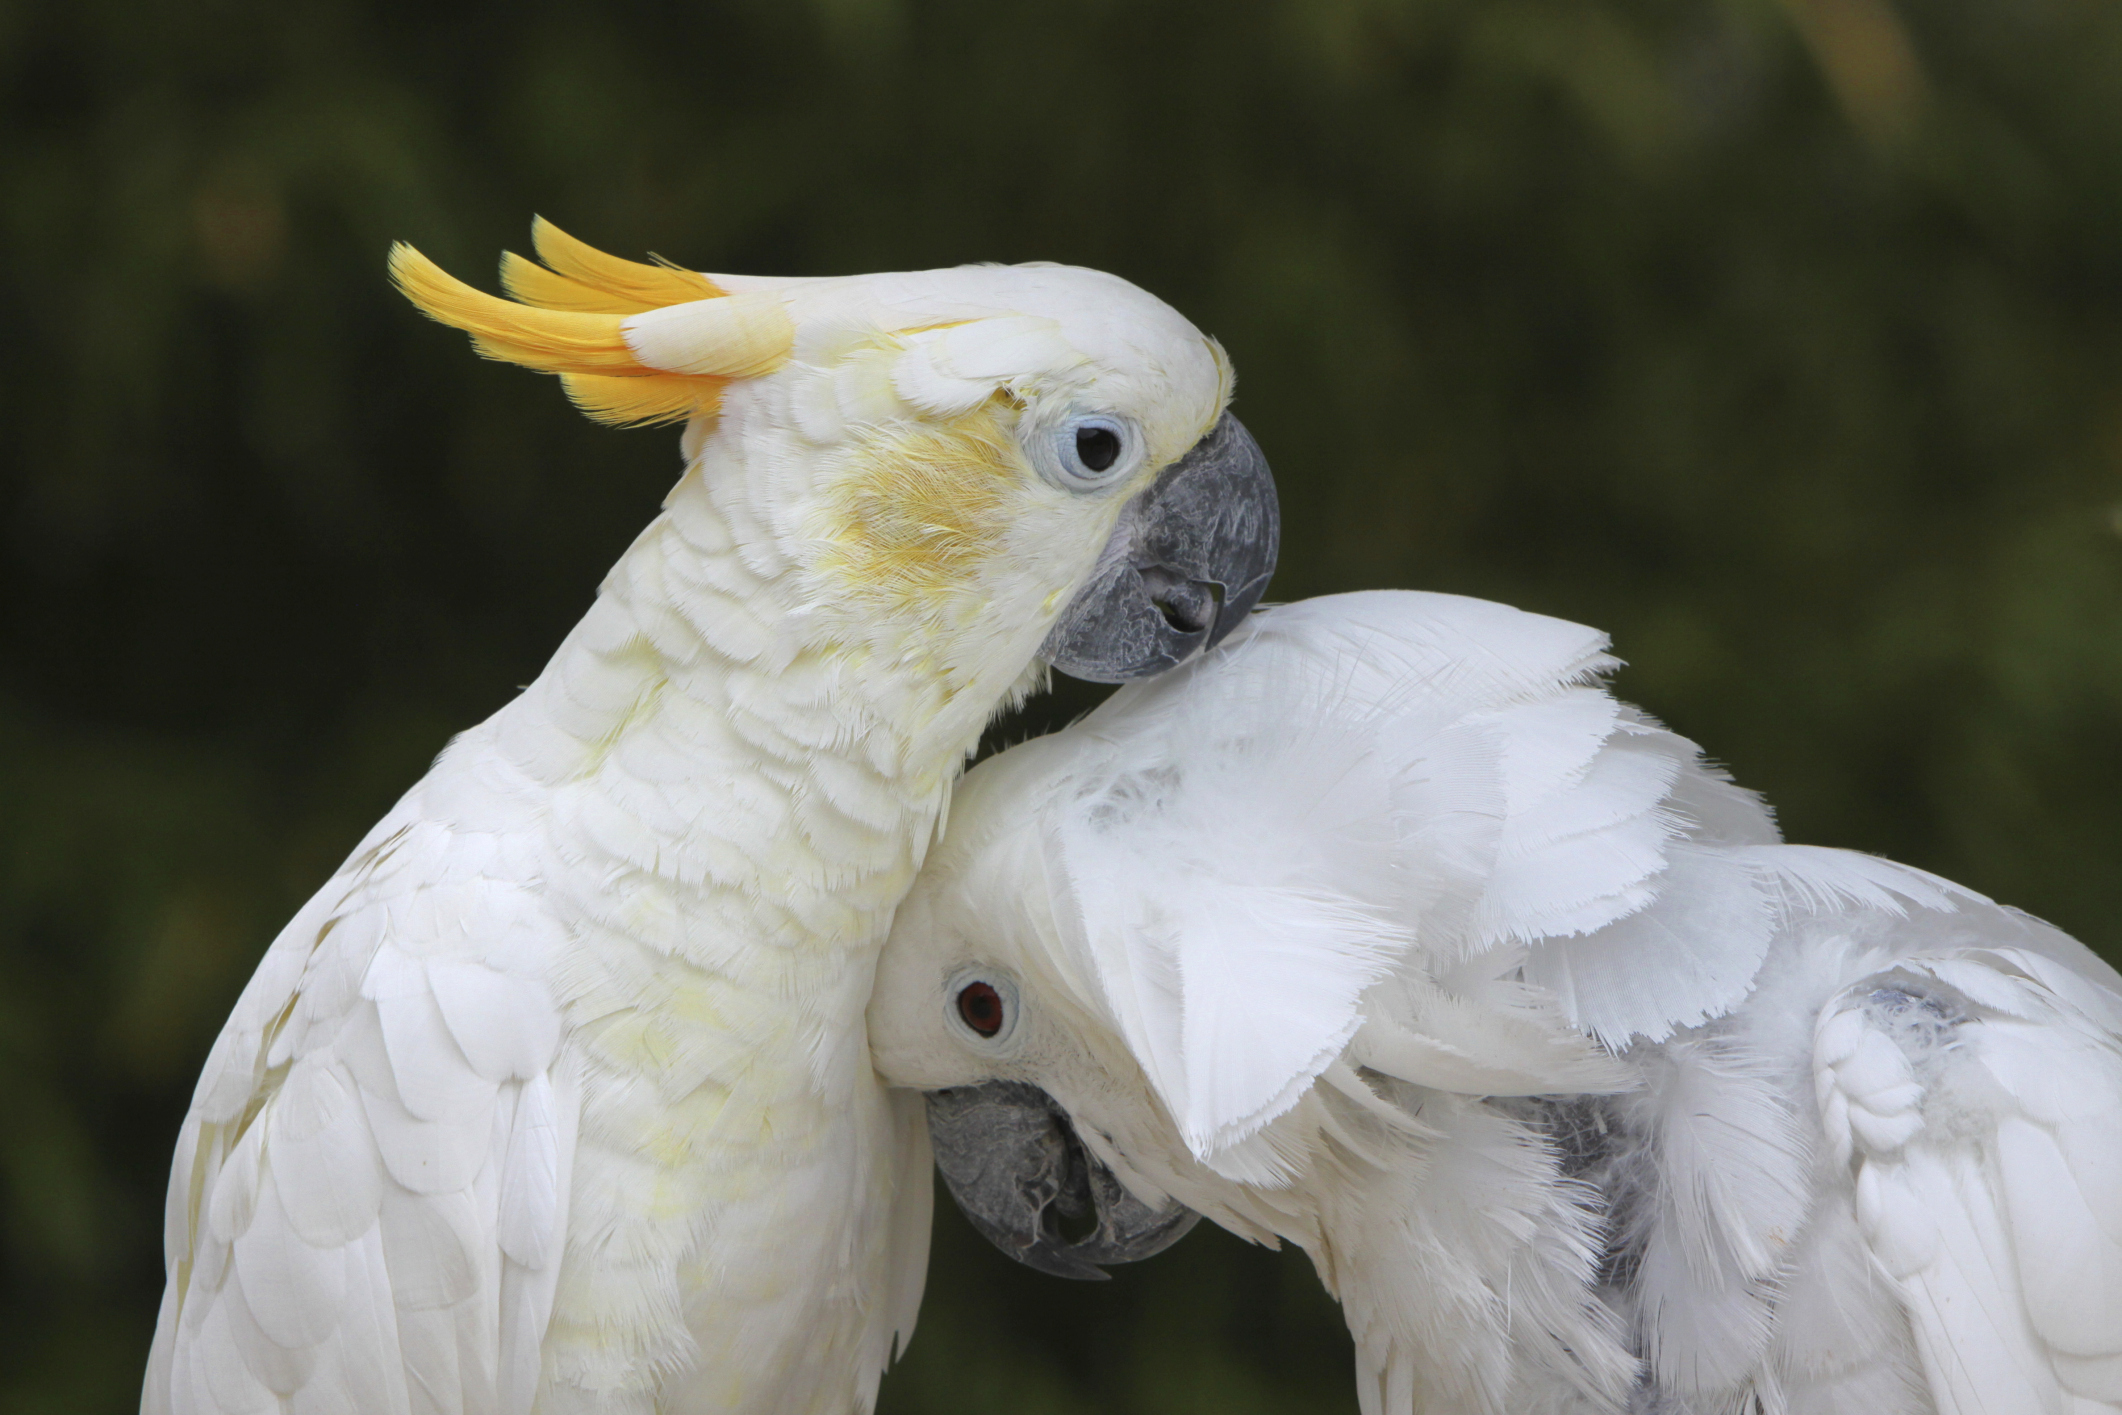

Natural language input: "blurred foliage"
[3,0,2122,1410]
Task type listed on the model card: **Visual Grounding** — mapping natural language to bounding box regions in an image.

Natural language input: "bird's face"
[719,261,1279,699]
[867,742,1206,1280]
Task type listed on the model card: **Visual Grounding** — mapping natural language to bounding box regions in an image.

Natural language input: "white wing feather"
[145,756,572,1415]
[1815,946,2122,1415]
[855,1087,934,1411]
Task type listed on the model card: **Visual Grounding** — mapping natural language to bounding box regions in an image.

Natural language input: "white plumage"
[868,589,2122,1415]
[145,229,1264,1415]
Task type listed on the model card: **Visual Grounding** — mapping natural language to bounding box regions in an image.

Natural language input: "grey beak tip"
[1041,410,1280,684]
[925,1081,1201,1282]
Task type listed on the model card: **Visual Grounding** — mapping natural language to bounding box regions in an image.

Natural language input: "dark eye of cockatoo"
[1075,425,1122,472]
[957,982,1005,1037]
[947,969,1018,1044]
[1047,414,1141,490]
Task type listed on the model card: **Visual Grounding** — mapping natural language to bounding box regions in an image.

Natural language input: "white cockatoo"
[143,221,1280,1415]
[869,590,2122,1415]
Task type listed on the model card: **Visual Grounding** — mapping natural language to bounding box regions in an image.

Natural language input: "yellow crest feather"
[559,371,723,427]
[390,244,639,373]
[527,217,724,311]
[498,251,641,314]
[390,223,744,428]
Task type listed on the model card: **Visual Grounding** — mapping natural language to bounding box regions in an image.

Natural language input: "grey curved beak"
[925,1081,1200,1281]
[1041,412,1280,684]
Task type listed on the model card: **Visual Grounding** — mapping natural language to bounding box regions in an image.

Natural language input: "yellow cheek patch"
[815,403,1022,614]
[390,219,783,428]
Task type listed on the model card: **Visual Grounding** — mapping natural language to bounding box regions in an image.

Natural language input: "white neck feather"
[478,452,1039,956]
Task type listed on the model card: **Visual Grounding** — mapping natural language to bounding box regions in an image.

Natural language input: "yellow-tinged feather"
[815,400,1021,614]
[622,296,795,381]
[500,251,657,315]
[394,237,744,427]
[390,244,641,374]
[531,216,723,309]
[561,371,723,428]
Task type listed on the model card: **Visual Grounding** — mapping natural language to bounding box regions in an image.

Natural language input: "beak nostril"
[1138,568,1218,636]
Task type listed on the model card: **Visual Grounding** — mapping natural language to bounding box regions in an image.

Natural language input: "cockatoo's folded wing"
[144,795,572,1415]
[1814,943,2122,1415]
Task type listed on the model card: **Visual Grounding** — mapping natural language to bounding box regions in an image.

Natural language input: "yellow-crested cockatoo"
[142,220,1278,1415]
[869,590,2122,1415]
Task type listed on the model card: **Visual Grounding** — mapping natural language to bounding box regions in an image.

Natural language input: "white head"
[868,592,1656,1277]
[868,599,1439,1272]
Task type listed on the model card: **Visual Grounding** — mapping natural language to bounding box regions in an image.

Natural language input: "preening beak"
[925,1081,1200,1281]
[1041,412,1280,684]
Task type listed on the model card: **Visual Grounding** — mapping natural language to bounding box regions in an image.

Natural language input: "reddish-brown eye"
[956,981,1006,1038]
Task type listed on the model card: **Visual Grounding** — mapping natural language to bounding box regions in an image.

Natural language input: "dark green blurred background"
[5,0,2122,1410]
